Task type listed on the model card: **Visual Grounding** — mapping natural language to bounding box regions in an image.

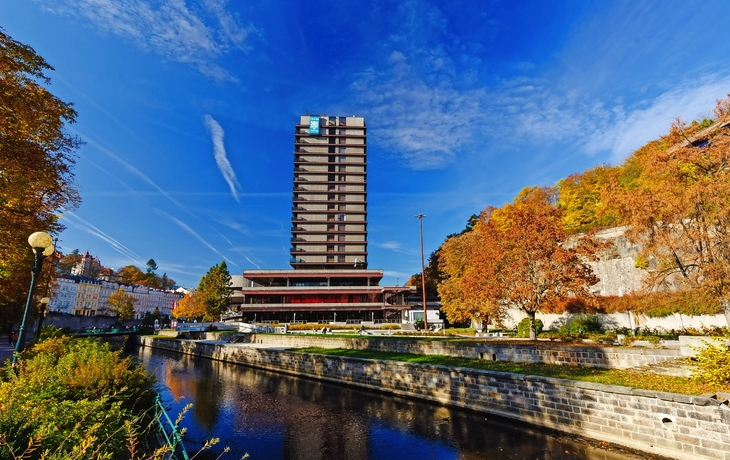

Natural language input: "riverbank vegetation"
[0,335,158,459]
[409,97,730,337]
[294,346,729,395]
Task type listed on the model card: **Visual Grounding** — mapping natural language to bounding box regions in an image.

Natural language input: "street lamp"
[12,231,54,367]
[36,297,51,341]
[415,214,428,330]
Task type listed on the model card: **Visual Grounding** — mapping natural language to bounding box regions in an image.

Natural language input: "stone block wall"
[239,334,682,369]
[138,337,730,460]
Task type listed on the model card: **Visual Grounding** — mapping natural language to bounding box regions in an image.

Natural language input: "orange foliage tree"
[438,220,506,329]
[468,188,598,339]
[611,96,730,321]
[0,29,81,322]
[172,291,206,320]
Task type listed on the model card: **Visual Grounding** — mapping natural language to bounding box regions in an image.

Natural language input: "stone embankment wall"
[231,333,681,369]
[138,337,730,460]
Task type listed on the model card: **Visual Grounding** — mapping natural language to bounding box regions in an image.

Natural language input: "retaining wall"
[230,333,682,369]
[138,337,730,460]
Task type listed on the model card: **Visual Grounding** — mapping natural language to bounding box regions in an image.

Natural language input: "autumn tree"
[408,214,480,300]
[117,265,146,285]
[0,29,81,322]
[438,219,507,329]
[172,291,206,320]
[473,188,598,339]
[106,287,137,321]
[616,96,730,323]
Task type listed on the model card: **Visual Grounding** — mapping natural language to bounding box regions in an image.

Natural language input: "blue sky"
[3,0,730,289]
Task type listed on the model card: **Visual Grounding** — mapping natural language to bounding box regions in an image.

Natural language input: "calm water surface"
[135,346,656,460]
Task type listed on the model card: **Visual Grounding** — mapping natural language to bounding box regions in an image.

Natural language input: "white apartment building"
[49,275,182,319]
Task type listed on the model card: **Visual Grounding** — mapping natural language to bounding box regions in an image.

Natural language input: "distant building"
[49,274,183,319]
[71,251,102,278]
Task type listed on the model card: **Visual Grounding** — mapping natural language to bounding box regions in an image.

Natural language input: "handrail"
[155,396,190,460]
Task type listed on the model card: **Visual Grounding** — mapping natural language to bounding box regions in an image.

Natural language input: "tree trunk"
[529,311,537,341]
[723,299,730,328]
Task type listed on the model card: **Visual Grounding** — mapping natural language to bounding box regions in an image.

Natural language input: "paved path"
[0,341,15,365]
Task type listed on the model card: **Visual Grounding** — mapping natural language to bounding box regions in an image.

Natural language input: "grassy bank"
[294,347,725,396]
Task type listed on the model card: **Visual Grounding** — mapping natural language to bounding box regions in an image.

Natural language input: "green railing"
[154,396,189,460]
[72,326,139,336]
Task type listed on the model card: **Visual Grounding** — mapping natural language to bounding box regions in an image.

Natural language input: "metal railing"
[155,396,190,460]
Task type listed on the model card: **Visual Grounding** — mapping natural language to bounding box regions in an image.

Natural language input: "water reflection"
[135,346,651,460]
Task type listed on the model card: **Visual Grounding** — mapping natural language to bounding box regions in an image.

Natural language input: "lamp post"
[415,214,428,330]
[12,231,54,367]
[35,297,51,341]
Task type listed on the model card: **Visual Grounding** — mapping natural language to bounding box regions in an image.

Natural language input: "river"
[134,346,660,460]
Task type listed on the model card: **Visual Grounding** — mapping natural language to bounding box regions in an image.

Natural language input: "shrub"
[380,324,401,330]
[0,336,157,459]
[560,314,604,335]
[517,318,543,338]
[691,339,730,386]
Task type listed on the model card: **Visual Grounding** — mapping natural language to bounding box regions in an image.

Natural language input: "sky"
[3,0,730,289]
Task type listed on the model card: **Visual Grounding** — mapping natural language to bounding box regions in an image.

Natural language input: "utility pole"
[416,214,428,330]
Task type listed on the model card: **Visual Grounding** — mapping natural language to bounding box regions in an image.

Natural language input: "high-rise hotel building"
[291,115,368,269]
[229,114,415,323]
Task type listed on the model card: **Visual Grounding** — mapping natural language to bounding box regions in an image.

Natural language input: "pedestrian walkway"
[0,342,15,365]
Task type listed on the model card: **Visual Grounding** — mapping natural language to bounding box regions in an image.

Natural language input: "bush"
[0,336,157,459]
[691,339,730,386]
[517,317,543,338]
[560,314,604,335]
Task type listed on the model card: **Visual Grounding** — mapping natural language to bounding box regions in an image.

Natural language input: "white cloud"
[581,76,730,162]
[34,0,253,81]
[204,115,241,201]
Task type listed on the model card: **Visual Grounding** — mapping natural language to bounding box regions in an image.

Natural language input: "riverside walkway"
[0,341,14,364]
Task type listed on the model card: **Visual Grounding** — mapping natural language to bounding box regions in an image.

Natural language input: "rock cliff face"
[588,226,644,297]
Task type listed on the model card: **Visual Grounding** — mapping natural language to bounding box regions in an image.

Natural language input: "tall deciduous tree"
[106,287,137,321]
[490,188,599,339]
[445,188,599,339]
[0,29,81,321]
[197,261,231,322]
[438,221,506,329]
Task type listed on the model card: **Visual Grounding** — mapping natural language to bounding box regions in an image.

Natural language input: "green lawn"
[294,347,725,396]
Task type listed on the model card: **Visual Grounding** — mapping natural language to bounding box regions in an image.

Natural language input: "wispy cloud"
[61,211,145,266]
[204,115,241,201]
[348,2,730,171]
[79,134,194,214]
[581,76,730,162]
[158,210,238,267]
[34,0,254,81]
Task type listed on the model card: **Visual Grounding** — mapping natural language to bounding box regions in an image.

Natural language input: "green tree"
[197,260,231,321]
[160,272,175,290]
[0,29,82,323]
[106,287,137,321]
